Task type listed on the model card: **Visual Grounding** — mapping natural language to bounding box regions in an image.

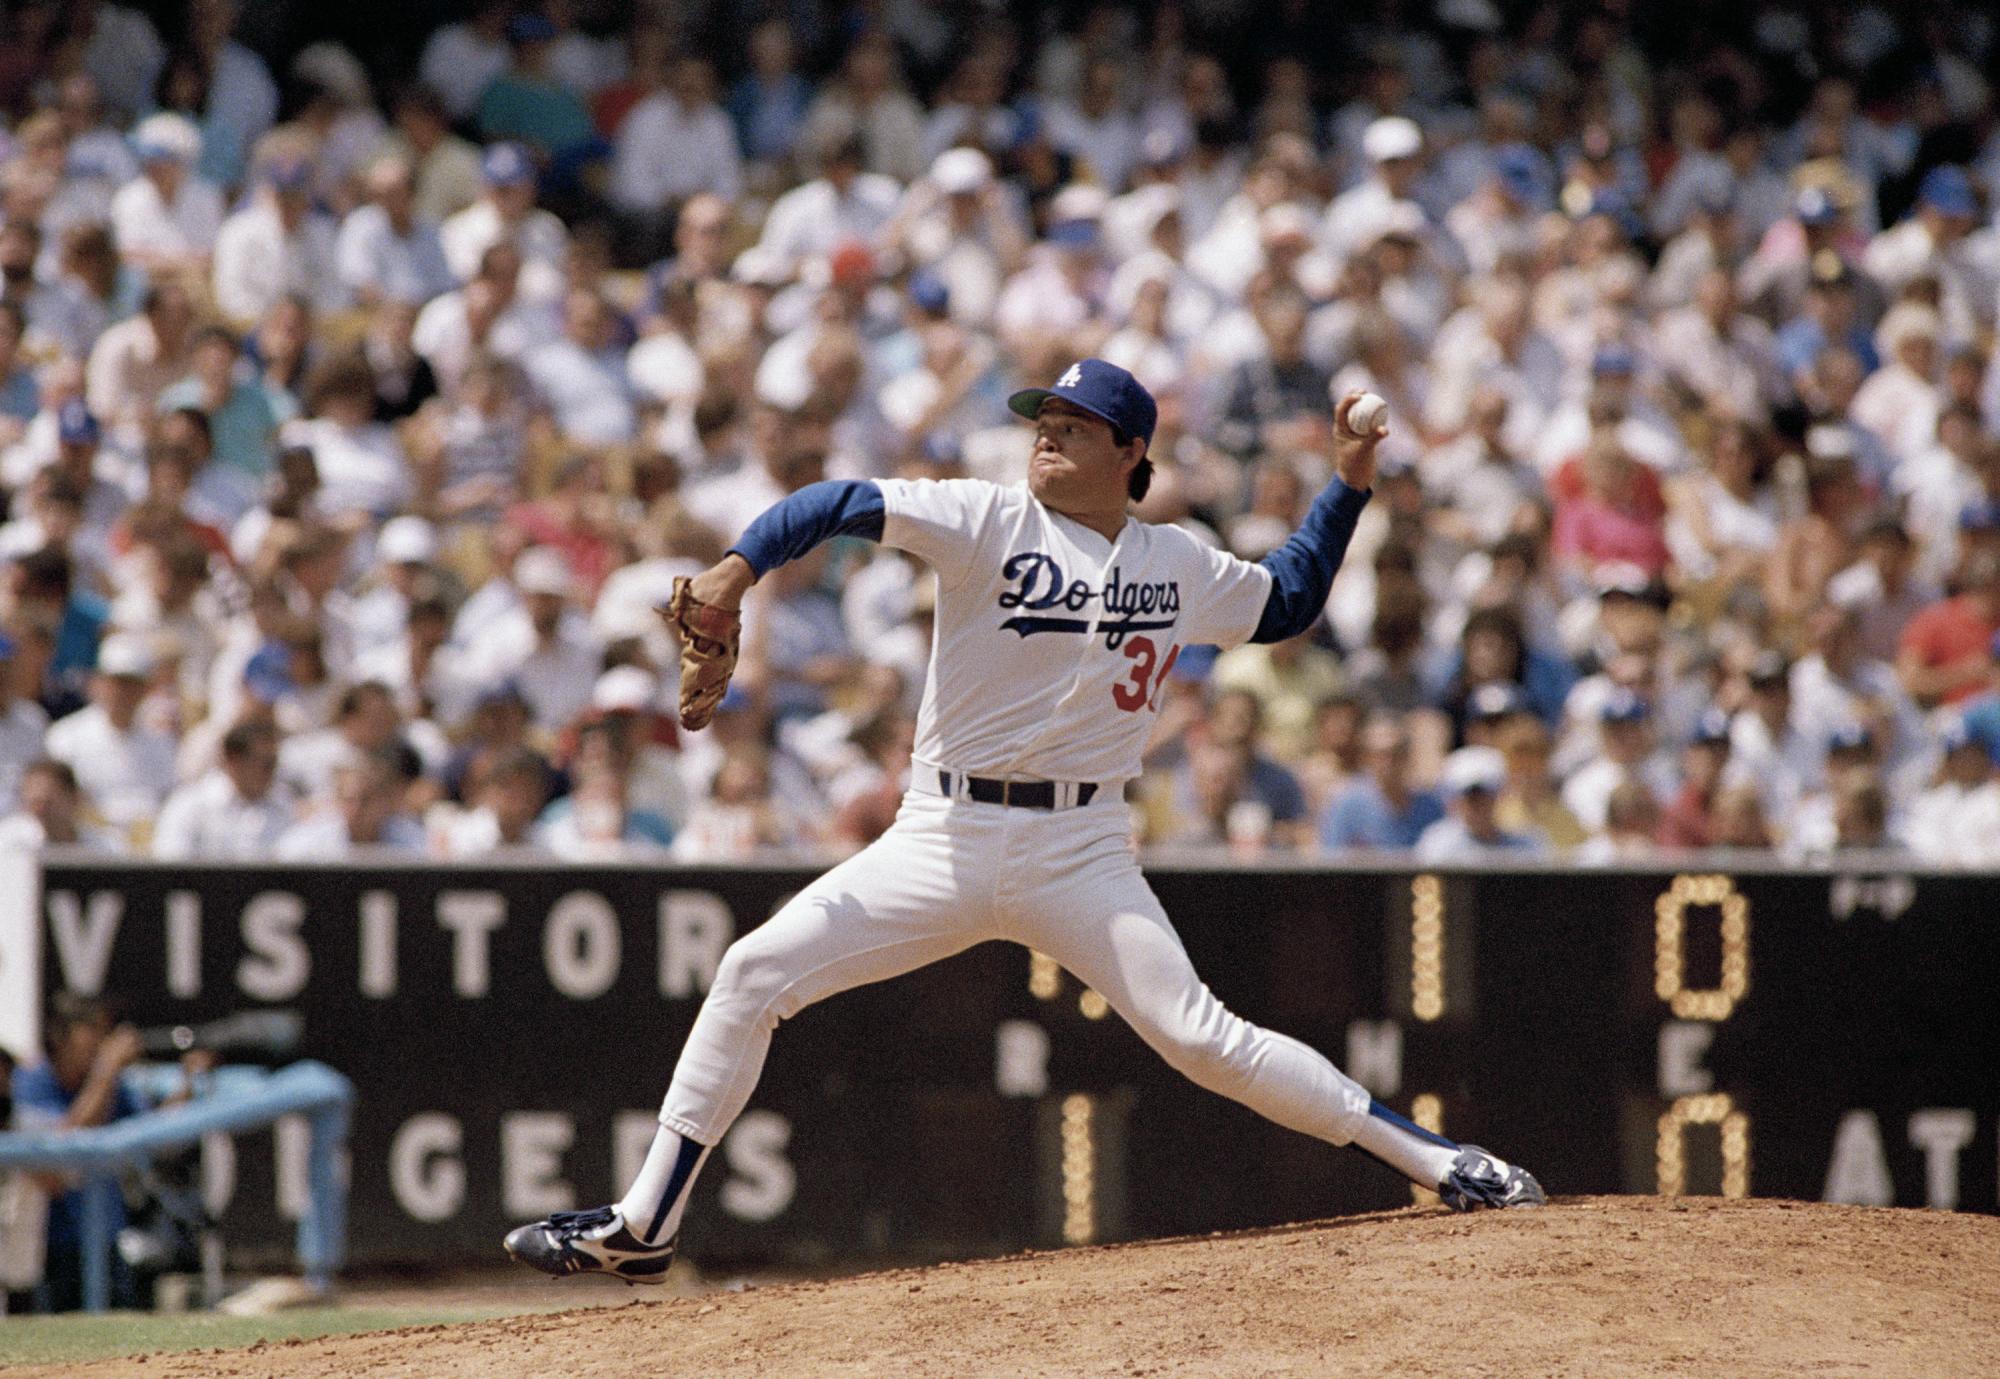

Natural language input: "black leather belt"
[936,770,1097,809]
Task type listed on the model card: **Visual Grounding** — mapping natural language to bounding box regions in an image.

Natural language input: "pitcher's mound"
[36,1197,2000,1378]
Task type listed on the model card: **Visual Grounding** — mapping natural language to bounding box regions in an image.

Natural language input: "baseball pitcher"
[506,359,1543,1283]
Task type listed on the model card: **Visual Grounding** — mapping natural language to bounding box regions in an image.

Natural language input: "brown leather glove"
[660,576,742,730]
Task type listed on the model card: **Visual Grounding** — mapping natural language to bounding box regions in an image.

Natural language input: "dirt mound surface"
[28,1197,1998,1379]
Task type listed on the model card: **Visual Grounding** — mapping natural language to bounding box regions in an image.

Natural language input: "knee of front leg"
[712,935,791,1007]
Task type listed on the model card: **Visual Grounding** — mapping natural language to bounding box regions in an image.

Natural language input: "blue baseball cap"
[907,268,950,315]
[506,12,558,44]
[1599,688,1652,724]
[482,142,535,186]
[1045,218,1101,249]
[1919,165,1977,219]
[1008,358,1157,446]
[1691,708,1733,746]
[57,399,100,445]
[1591,343,1638,377]
[1958,500,2000,532]
[1826,722,1875,754]
[1492,144,1548,207]
[0,631,14,661]
[243,641,294,703]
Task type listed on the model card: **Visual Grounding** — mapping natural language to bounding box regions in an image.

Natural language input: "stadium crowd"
[0,0,1995,865]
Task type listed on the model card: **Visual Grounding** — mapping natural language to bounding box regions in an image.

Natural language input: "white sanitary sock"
[616,1125,712,1244]
[1348,1100,1461,1188]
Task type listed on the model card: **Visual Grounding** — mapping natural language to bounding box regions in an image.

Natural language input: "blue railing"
[0,1061,353,1312]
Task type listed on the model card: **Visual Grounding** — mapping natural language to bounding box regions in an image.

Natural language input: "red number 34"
[1112,636,1180,713]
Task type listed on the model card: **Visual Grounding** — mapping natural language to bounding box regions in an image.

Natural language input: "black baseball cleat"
[1439,1146,1547,1211]
[503,1206,679,1283]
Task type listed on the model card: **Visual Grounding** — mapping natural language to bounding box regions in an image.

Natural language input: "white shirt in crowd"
[438,200,571,299]
[335,205,456,306]
[109,175,225,264]
[461,610,601,733]
[0,698,48,812]
[612,94,743,211]
[43,704,178,832]
[151,772,297,860]
[754,175,902,272]
[212,201,345,324]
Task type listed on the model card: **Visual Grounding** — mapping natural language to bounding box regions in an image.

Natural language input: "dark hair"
[222,720,279,759]
[15,545,73,597]
[1111,424,1153,501]
[43,989,111,1057]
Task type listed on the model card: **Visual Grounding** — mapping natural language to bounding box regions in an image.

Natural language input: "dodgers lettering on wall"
[35,861,2000,1266]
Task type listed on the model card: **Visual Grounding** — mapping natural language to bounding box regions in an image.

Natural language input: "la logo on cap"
[1058,362,1084,389]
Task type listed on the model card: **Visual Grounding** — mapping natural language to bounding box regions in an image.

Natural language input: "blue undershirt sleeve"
[1250,477,1372,644]
[727,480,887,578]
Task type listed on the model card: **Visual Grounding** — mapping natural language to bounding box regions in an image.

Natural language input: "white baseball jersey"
[875,477,1273,784]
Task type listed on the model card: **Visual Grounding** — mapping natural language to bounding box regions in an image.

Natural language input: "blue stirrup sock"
[618,1126,712,1244]
[1348,1098,1461,1188]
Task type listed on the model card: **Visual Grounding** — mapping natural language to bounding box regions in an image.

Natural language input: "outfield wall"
[22,854,2000,1267]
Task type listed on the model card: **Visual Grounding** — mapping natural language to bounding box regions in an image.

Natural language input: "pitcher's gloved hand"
[661,576,742,730]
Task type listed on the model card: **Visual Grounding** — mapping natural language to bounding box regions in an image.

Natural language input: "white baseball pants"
[657,787,1372,1148]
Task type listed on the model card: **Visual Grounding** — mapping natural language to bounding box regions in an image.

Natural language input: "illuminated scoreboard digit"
[1653,875,1752,1198]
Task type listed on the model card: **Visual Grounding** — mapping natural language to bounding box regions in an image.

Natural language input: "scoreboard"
[19,857,2000,1265]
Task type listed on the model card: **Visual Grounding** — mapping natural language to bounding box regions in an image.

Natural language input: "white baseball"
[1345,392,1388,437]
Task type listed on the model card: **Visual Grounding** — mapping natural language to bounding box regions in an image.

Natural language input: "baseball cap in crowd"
[1599,688,1651,725]
[1939,717,1983,758]
[1826,723,1875,755]
[506,12,558,44]
[1957,500,2000,533]
[1691,708,1733,747]
[1441,745,1508,797]
[477,678,529,711]
[907,269,950,316]
[515,546,577,599]
[592,665,659,715]
[377,515,438,565]
[482,142,536,187]
[1046,218,1102,248]
[243,641,295,703]
[1746,650,1791,688]
[1590,343,1638,377]
[1467,682,1527,722]
[729,245,791,287]
[131,112,201,165]
[1363,115,1423,163]
[1919,165,1978,219]
[1048,183,1109,226]
[930,146,992,196]
[1492,143,1549,208]
[96,633,155,680]
[1008,358,1158,446]
[1593,562,1670,610]
[1794,186,1842,226]
[0,631,14,662]
[56,399,100,446]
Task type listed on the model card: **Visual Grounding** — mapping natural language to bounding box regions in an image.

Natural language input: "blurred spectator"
[0,631,47,809]
[41,634,174,839]
[152,719,291,859]
[1898,550,2000,709]
[436,744,550,856]
[274,748,422,857]
[672,743,801,859]
[462,546,598,733]
[107,115,221,279]
[1414,745,1543,861]
[0,758,120,852]
[336,157,453,309]
[1319,715,1443,850]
